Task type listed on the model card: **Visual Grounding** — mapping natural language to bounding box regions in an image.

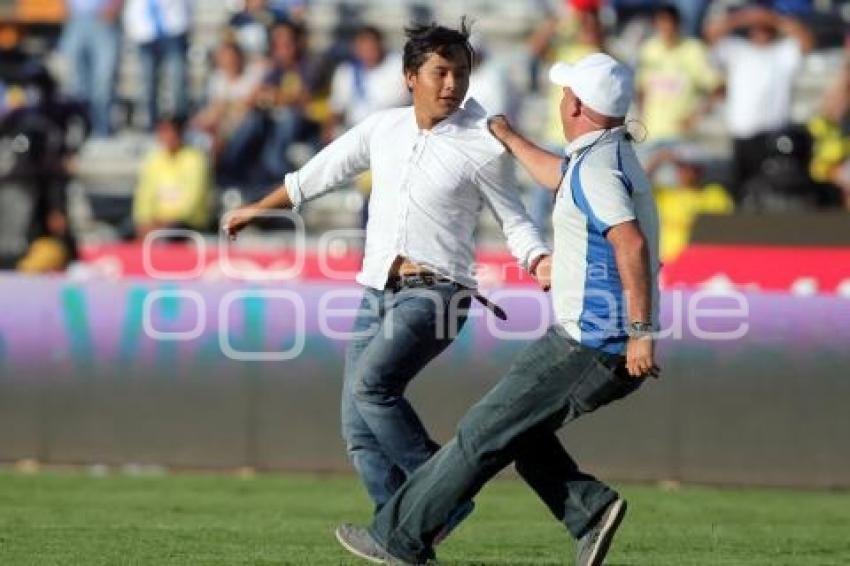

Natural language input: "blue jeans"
[369,326,644,563]
[137,34,189,127]
[60,16,120,136]
[342,283,471,510]
[219,108,304,186]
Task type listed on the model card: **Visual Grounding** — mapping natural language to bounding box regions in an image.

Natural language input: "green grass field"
[0,471,848,565]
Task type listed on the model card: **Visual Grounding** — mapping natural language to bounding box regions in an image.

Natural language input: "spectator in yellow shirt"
[132,116,211,239]
[810,33,850,210]
[636,4,722,147]
[648,147,734,262]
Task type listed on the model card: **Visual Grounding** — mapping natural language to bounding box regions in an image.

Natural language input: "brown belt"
[384,273,507,321]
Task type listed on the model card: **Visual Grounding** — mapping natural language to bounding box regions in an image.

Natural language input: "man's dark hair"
[402,17,474,75]
[655,4,681,24]
[271,19,307,42]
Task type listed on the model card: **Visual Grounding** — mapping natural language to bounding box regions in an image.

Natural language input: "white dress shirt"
[284,99,550,290]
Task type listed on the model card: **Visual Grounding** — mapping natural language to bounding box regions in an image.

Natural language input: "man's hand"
[222,207,259,240]
[625,336,659,379]
[487,115,516,150]
[530,254,552,291]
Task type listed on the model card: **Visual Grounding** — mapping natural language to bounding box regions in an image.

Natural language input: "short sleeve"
[688,41,722,92]
[570,166,636,234]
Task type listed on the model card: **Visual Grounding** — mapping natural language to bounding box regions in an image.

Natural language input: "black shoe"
[335,523,425,565]
[575,498,627,566]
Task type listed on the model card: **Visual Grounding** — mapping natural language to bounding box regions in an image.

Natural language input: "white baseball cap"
[549,53,634,118]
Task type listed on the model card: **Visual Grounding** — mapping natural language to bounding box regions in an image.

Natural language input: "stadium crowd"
[1,0,849,273]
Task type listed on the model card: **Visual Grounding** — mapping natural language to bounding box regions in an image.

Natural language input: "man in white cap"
[336,52,661,566]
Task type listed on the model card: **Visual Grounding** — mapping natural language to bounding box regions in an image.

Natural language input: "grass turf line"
[0,471,848,565]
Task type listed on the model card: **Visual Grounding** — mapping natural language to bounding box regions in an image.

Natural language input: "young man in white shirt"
[705,6,814,201]
[224,18,550,533]
[336,53,660,566]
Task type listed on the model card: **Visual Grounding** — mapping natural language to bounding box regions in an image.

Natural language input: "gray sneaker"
[335,523,418,565]
[575,498,627,566]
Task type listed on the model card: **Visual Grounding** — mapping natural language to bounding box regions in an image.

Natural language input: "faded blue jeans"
[137,34,189,127]
[369,325,645,563]
[60,15,120,136]
[342,282,471,510]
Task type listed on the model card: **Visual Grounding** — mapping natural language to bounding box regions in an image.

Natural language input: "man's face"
[157,123,182,153]
[407,48,470,123]
[654,13,679,43]
[749,24,777,45]
[353,33,383,68]
[271,27,298,65]
[577,10,603,46]
[559,87,581,141]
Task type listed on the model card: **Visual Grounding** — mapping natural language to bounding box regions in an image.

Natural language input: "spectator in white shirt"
[124,0,192,128]
[705,6,814,202]
[224,19,550,540]
[325,25,410,141]
[191,41,265,184]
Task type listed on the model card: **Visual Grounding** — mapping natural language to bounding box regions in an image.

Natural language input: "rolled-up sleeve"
[474,153,551,270]
[284,113,378,210]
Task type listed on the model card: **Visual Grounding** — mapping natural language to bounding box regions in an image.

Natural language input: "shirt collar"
[564,125,627,157]
[419,97,487,135]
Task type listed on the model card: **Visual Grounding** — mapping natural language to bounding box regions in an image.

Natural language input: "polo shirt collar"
[565,125,627,157]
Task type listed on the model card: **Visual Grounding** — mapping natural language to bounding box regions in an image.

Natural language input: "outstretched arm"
[222,184,294,239]
[474,153,552,290]
[223,113,379,238]
[487,115,564,191]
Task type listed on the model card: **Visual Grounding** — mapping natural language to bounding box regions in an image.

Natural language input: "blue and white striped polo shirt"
[551,126,661,354]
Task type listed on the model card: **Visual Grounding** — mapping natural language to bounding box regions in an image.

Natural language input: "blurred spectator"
[191,41,265,184]
[256,21,317,179]
[0,65,83,272]
[810,33,850,210]
[124,0,191,129]
[225,20,317,186]
[528,4,605,231]
[647,147,734,261]
[705,6,814,203]
[325,25,409,228]
[636,4,722,149]
[229,0,288,61]
[670,0,710,38]
[59,0,122,137]
[325,25,408,139]
[132,115,211,239]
